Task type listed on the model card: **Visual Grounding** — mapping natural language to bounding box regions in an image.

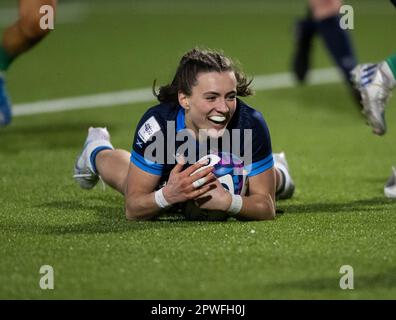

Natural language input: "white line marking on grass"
[253,67,341,90]
[13,88,154,116]
[13,67,342,117]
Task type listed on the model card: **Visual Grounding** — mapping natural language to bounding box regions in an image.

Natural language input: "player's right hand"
[162,158,216,205]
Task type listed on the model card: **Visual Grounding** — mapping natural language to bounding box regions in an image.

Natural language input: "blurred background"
[1,0,394,102]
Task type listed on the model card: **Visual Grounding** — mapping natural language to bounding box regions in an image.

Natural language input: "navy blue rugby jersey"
[130,99,274,185]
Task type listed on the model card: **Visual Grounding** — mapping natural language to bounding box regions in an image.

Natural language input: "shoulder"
[139,102,179,126]
[233,99,270,132]
[136,102,178,139]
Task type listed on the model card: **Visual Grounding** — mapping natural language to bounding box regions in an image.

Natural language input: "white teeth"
[209,115,226,123]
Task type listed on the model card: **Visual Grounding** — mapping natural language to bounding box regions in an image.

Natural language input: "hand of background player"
[162,159,216,205]
[193,178,232,211]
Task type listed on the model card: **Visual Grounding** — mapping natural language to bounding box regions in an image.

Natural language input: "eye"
[226,95,236,101]
[205,96,216,101]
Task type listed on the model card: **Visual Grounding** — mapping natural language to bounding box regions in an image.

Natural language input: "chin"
[202,127,226,139]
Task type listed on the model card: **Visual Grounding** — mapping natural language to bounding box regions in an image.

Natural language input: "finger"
[171,161,184,174]
[175,153,186,165]
[192,177,208,188]
[184,158,210,176]
[189,167,214,182]
[191,184,212,198]
[190,172,216,190]
[193,183,216,200]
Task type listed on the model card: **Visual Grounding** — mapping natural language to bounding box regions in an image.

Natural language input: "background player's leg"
[309,0,359,107]
[0,0,57,127]
[310,0,357,84]
[2,0,57,59]
[292,7,316,82]
[385,54,396,81]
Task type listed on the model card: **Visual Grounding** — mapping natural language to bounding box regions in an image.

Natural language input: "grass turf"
[1,0,396,299]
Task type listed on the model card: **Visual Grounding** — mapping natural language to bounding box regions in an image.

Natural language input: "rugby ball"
[184,152,248,221]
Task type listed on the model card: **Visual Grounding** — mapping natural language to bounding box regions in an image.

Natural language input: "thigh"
[308,0,342,19]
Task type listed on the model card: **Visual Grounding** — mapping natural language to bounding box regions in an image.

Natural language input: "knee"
[309,0,342,19]
[18,8,54,41]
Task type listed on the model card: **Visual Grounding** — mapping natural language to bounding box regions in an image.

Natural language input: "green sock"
[0,46,14,71]
[386,54,396,81]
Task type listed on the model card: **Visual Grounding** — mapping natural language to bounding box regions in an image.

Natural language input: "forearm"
[235,193,276,221]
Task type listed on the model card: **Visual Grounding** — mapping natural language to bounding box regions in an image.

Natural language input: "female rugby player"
[74,48,294,221]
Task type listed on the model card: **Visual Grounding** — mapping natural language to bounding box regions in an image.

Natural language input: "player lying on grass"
[0,0,57,127]
[73,48,295,221]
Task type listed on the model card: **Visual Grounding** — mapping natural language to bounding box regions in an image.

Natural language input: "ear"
[178,91,190,110]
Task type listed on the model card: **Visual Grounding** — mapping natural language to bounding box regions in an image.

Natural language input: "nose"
[215,98,229,113]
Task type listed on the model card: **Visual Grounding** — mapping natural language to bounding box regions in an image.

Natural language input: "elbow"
[256,197,276,221]
[125,206,148,221]
[125,209,139,221]
[265,209,276,220]
[125,205,136,220]
[257,207,276,221]
[125,196,144,221]
[125,201,156,221]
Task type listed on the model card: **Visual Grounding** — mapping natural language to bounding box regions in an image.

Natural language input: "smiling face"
[178,71,237,139]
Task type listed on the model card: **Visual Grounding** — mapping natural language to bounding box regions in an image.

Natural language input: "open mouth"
[208,115,227,126]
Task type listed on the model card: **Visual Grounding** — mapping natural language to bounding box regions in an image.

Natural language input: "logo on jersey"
[138,116,161,143]
[135,139,143,148]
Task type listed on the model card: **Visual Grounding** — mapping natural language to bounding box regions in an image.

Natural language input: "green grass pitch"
[1,0,396,299]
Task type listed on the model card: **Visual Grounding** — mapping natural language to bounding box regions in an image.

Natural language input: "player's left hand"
[193,178,232,211]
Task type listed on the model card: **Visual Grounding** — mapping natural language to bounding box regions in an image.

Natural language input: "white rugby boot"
[274,152,295,200]
[384,166,396,199]
[351,62,396,136]
[73,127,113,189]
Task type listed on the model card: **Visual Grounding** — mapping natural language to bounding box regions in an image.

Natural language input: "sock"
[385,55,396,85]
[0,46,14,71]
[82,138,114,174]
[90,146,113,174]
[316,15,357,83]
[292,8,316,82]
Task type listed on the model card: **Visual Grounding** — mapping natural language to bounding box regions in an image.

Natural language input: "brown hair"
[153,48,253,104]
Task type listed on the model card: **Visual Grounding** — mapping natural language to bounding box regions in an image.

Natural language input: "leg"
[95,149,131,195]
[0,0,57,126]
[309,0,360,107]
[308,0,341,20]
[385,55,396,80]
[291,6,316,83]
[2,0,57,59]
[310,0,357,82]
[74,127,132,195]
